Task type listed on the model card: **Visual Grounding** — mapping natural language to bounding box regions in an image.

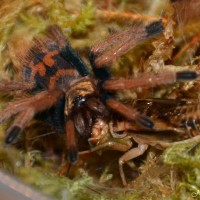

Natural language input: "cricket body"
[0,20,199,165]
[89,114,200,186]
[134,99,200,137]
[89,118,160,186]
[165,102,200,136]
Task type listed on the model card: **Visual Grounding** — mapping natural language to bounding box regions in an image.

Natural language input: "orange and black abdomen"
[22,47,80,92]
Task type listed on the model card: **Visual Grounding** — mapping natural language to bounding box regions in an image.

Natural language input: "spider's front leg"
[89,19,200,129]
[105,97,154,129]
[89,20,163,79]
[86,20,165,129]
[102,69,199,128]
[1,90,63,144]
[103,70,199,91]
[102,70,199,124]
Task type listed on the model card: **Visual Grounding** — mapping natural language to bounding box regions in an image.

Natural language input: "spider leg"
[89,20,163,80]
[0,80,33,92]
[2,90,63,144]
[5,109,34,143]
[105,97,154,129]
[0,98,35,124]
[65,119,78,164]
[0,90,62,124]
[103,71,199,91]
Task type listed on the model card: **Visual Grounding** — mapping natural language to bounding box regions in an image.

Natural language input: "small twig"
[96,10,167,24]
[173,33,200,62]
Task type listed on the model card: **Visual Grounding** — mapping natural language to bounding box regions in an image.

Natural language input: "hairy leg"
[89,20,163,81]
[105,98,154,129]
[89,20,163,68]
[2,90,63,144]
[103,71,199,91]
[0,80,33,92]
[5,109,34,143]
[65,119,78,163]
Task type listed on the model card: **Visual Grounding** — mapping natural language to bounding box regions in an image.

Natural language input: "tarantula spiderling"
[0,20,199,164]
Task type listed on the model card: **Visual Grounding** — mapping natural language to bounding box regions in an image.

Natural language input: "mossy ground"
[0,0,200,199]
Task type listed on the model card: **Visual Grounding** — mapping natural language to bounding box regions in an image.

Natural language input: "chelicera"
[0,20,198,164]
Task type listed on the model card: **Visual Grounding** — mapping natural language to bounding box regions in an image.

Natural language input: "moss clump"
[0,0,200,200]
[163,139,200,199]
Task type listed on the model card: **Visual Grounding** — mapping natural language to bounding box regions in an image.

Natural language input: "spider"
[0,20,198,164]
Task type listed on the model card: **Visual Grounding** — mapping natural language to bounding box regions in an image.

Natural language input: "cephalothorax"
[0,20,199,164]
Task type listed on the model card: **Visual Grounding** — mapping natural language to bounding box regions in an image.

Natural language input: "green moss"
[43,0,95,35]
[163,141,200,199]
[0,0,200,199]
[16,168,93,199]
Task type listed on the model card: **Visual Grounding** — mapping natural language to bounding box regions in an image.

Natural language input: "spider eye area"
[64,78,96,116]
[73,95,86,107]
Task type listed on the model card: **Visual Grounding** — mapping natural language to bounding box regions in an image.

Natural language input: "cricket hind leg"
[119,144,149,186]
